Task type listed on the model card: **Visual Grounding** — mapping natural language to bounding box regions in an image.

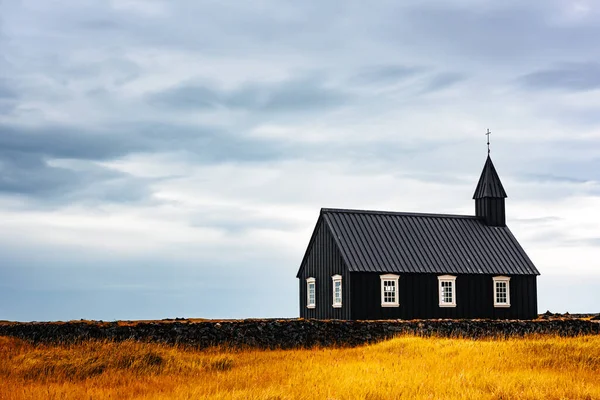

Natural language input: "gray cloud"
[0,122,290,204]
[513,216,562,224]
[0,124,139,161]
[350,65,423,85]
[77,17,126,32]
[521,173,590,184]
[524,229,600,249]
[149,85,220,110]
[518,63,600,92]
[0,147,154,205]
[189,210,302,234]
[67,57,141,86]
[149,76,348,113]
[0,79,17,100]
[384,2,600,66]
[0,79,18,114]
[395,171,471,185]
[0,150,82,196]
[421,72,466,93]
[576,238,600,247]
[0,122,287,164]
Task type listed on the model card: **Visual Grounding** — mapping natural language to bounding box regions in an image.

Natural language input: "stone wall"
[0,319,598,349]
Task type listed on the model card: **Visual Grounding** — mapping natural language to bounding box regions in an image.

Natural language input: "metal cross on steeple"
[485,129,491,155]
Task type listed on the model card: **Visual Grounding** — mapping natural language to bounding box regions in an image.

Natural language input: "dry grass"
[1,335,599,399]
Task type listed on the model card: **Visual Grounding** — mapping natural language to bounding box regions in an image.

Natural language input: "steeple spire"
[473,155,507,200]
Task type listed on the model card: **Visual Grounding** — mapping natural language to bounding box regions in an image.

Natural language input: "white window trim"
[332,274,342,308]
[380,274,400,307]
[306,277,316,309]
[438,275,457,307]
[493,276,511,308]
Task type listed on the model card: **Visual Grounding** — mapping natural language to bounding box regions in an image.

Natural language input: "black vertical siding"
[350,273,537,320]
[476,198,506,227]
[298,221,351,319]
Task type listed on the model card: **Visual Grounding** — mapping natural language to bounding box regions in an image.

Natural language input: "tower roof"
[473,155,507,199]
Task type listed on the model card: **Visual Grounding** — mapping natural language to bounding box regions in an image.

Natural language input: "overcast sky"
[1,0,599,321]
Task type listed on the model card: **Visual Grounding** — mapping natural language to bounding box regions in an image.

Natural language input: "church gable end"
[297,216,351,319]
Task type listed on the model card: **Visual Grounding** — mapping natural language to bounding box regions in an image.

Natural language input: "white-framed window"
[493,276,511,307]
[438,275,457,307]
[380,274,400,307]
[332,275,342,308]
[306,277,316,309]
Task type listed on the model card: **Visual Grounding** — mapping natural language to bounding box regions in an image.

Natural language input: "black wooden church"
[296,154,540,320]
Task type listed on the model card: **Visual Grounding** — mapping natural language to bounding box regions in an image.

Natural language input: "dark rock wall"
[0,319,598,349]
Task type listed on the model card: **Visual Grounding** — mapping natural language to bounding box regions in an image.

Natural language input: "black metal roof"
[473,155,507,199]
[319,208,539,276]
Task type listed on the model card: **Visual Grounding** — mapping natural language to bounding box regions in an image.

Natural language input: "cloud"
[2,0,600,320]
[382,2,600,67]
[77,17,125,31]
[0,149,153,205]
[149,76,349,113]
[421,72,466,93]
[0,122,291,205]
[350,65,423,85]
[0,120,288,164]
[0,124,138,161]
[148,85,220,110]
[518,63,600,92]
[521,173,590,184]
[0,79,18,114]
[574,237,600,247]
[0,79,17,100]
[187,207,303,235]
[513,216,562,224]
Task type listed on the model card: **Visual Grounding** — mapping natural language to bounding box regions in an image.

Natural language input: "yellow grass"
[1,335,599,399]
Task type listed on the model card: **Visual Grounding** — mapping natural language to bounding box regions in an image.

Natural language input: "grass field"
[1,335,599,399]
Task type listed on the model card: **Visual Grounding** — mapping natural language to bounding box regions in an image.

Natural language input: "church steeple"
[473,155,507,226]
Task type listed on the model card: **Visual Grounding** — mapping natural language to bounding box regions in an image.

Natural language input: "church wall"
[350,273,537,320]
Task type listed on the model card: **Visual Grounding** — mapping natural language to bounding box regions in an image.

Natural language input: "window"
[332,275,342,308]
[493,276,511,307]
[438,275,457,307]
[380,274,400,307]
[306,277,316,309]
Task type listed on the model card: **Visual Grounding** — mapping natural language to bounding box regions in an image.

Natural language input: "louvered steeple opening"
[473,155,507,226]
